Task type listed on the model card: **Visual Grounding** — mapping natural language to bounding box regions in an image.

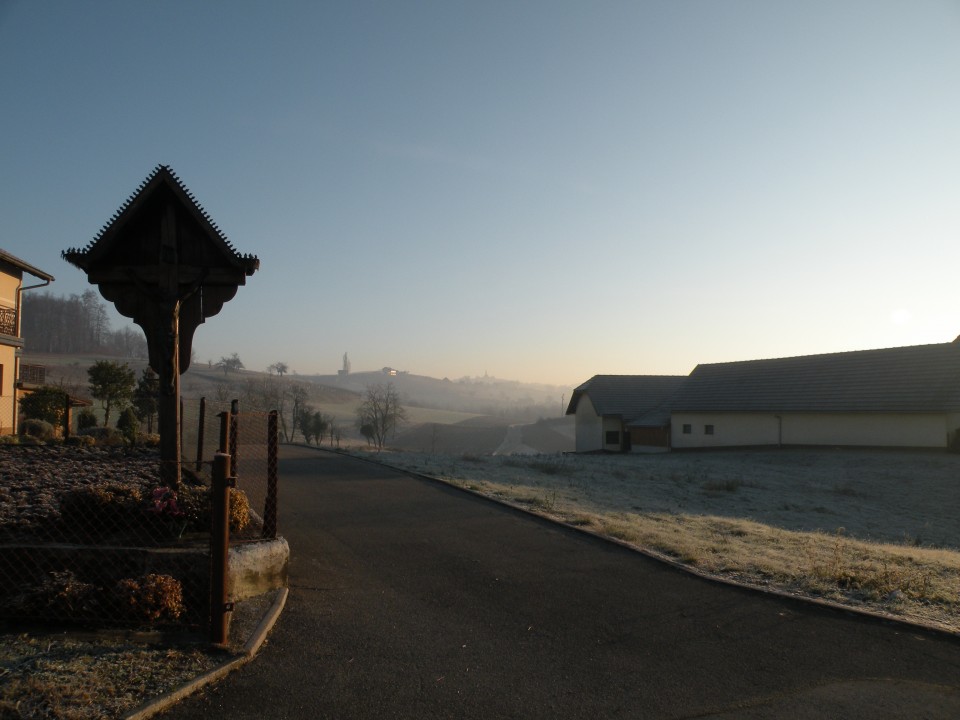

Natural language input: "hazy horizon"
[3,2,958,387]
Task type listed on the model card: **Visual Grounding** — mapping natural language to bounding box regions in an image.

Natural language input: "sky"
[1,1,959,388]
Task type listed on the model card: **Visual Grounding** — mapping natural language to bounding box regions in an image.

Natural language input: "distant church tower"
[339,352,351,376]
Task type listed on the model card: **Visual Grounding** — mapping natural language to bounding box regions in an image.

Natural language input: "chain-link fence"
[0,398,278,636]
[180,399,279,543]
[0,395,15,435]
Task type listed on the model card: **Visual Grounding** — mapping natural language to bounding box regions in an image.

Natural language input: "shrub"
[76,408,98,430]
[116,407,140,444]
[59,483,144,540]
[177,484,211,531]
[19,386,68,427]
[78,426,126,446]
[113,574,184,624]
[16,434,42,446]
[171,485,251,533]
[21,418,56,441]
[0,434,20,445]
[28,571,98,621]
[230,488,251,532]
[64,434,96,447]
[137,432,161,447]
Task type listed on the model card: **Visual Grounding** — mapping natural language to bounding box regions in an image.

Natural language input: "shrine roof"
[62,165,259,277]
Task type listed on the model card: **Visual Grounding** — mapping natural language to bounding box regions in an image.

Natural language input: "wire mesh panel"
[180,398,278,541]
[228,409,278,543]
[0,444,209,630]
[0,398,279,632]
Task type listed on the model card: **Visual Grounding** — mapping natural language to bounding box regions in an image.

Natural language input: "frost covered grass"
[365,448,960,633]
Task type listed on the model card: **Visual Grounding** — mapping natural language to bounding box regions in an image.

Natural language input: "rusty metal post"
[229,399,239,476]
[179,396,184,464]
[62,393,71,439]
[195,397,206,472]
[209,451,233,645]
[218,411,230,454]
[263,410,279,539]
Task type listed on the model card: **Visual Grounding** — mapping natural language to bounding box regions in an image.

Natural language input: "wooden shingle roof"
[62,164,259,279]
[670,342,960,414]
[566,375,688,422]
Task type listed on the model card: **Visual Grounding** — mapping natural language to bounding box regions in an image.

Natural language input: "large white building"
[567,341,960,452]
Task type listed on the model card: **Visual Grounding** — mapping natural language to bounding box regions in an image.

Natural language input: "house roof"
[670,342,960,414]
[0,249,54,282]
[566,375,688,424]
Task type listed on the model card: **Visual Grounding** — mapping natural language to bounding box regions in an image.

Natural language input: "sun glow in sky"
[2,1,959,388]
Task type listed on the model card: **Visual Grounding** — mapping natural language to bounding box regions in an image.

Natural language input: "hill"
[22,353,574,453]
[303,370,569,422]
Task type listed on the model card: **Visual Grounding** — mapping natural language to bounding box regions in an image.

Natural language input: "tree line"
[21,290,148,358]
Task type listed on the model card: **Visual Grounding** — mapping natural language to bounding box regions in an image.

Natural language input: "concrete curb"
[123,587,289,720]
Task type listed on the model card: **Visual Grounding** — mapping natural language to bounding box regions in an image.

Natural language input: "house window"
[705,424,715,435]
[605,430,620,445]
[682,424,692,434]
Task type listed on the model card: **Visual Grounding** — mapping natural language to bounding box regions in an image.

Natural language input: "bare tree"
[356,382,407,451]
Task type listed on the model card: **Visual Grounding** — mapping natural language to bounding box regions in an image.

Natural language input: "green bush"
[76,408,99,430]
[64,434,96,447]
[137,432,161,447]
[116,407,140,444]
[19,386,68,427]
[174,485,251,533]
[21,418,55,441]
[16,434,42,446]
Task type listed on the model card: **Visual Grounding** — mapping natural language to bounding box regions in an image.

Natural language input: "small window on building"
[605,430,620,445]
[682,424,692,434]
[705,424,714,435]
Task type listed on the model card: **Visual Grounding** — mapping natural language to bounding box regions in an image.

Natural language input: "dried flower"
[147,487,185,519]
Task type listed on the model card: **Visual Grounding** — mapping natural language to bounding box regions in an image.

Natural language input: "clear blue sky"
[2,1,958,387]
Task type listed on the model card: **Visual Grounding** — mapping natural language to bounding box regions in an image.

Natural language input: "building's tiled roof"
[670,342,960,414]
[566,375,688,423]
[0,248,54,282]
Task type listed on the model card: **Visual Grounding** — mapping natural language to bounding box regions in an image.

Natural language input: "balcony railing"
[0,307,15,336]
[19,364,46,386]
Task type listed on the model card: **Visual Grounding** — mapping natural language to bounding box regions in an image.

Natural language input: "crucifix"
[64,165,259,488]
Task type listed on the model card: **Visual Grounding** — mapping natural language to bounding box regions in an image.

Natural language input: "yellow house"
[0,249,53,435]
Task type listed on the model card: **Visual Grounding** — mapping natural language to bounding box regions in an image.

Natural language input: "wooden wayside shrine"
[63,165,259,487]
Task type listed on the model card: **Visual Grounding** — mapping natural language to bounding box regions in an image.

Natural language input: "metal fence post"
[62,393,71,439]
[230,399,239,476]
[263,410,279,539]
[209,451,233,645]
[196,397,206,472]
[179,397,184,464]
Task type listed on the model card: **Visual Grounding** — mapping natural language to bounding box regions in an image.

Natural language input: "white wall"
[672,412,952,449]
[574,394,625,452]
[602,416,623,451]
[575,395,603,452]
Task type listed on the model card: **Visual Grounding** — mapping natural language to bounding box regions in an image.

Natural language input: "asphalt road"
[160,445,960,719]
